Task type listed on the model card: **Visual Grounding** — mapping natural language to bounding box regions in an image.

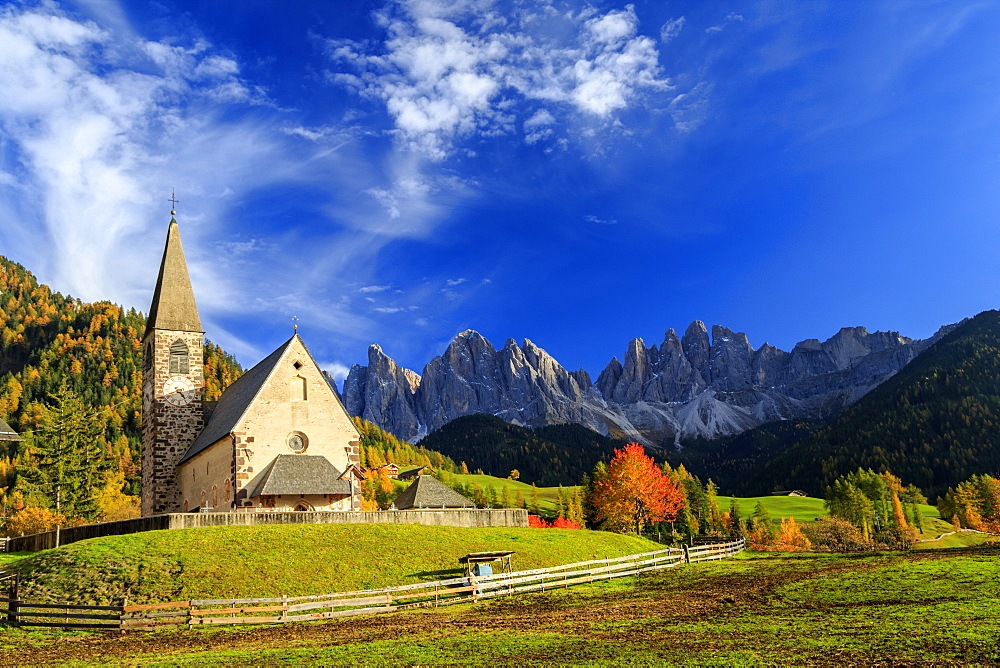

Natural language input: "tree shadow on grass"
[410,568,464,580]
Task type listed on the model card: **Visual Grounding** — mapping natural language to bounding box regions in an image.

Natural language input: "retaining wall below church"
[5,509,529,553]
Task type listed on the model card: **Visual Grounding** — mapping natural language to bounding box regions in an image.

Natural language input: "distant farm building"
[393,475,476,510]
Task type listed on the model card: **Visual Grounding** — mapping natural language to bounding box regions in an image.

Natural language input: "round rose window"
[287,432,308,453]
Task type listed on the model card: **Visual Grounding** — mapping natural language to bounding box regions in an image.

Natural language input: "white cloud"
[585,214,617,225]
[360,163,473,233]
[217,238,271,256]
[359,284,393,293]
[328,0,672,157]
[668,81,713,133]
[445,277,467,287]
[320,361,351,381]
[0,3,389,367]
[660,17,685,43]
[706,13,744,34]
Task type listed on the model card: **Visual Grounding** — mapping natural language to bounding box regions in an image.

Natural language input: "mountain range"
[343,321,958,446]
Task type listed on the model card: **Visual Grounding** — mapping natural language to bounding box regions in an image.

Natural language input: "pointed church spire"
[144,215,202,339]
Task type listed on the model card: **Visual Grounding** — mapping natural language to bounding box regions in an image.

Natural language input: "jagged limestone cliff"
[343,321,956,446]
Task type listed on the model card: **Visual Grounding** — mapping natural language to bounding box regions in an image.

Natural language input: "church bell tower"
[141,207,205,516]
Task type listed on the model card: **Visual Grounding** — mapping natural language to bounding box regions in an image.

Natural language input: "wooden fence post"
[7,574,18,627]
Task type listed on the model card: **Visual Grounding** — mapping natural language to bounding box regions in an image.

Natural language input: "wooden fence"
[2,538,744,631]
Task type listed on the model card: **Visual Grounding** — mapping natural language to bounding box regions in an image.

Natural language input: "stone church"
[141,213,363,516]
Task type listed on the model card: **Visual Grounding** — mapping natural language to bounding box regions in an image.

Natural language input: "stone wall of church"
[178,436,234,512]
[142,329,204,516]
[232,336,362,511]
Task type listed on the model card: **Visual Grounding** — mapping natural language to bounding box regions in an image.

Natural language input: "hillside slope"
[0,255,243,509]
[417,414,627,485]
[734,310,1000,498]
[11,523,662,604]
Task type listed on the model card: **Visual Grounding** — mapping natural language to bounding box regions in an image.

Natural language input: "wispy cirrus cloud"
[0,4,270,307]
[706,12,744,34]
[0,2,397,368]
[327,0,675,158]
[585,214,617,225]
[660,17,686,43]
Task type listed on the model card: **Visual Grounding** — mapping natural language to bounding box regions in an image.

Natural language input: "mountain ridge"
[343,320,958,445]
[730,310,1000,498]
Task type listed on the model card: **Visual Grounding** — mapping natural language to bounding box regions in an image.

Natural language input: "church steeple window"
[169,339,190,374]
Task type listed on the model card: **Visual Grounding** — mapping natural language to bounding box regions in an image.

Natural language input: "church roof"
[0,418,22,442]
[243,454,353,497]
[144,218,202,338]
[393,475,477,510]
[179,335,295,464]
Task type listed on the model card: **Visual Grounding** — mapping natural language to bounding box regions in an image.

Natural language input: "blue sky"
[1,1,999,383]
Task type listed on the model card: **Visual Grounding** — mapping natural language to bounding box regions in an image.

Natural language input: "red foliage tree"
[528,515,582,529]
[589,443,685,534]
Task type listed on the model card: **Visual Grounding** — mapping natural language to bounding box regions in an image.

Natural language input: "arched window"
[292,375,307,401]
[169,339,189,374]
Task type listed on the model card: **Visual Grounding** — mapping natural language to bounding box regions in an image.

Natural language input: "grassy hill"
[718,494,957,542]
[734,310,1000,498]
[7,523,663,605]
[439,471,580,513]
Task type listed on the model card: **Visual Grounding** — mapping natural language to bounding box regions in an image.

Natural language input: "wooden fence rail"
[2,538,744,631]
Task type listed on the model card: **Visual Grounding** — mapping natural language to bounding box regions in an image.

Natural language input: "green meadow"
[4,524,660,605]
[2,546,997,666]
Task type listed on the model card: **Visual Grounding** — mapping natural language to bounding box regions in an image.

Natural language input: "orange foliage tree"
[589,443,685,534]
[775,516,812,552]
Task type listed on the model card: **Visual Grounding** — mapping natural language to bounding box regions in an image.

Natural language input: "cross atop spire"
[292,315,300,333]
[169,189,179,216]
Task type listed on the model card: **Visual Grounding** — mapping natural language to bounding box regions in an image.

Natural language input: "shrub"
[803,517,874,552]
[528,515,582,529]
[2,506,68,537]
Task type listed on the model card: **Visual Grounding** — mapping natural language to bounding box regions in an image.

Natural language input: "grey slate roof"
[179,336,295,464]
[144,219,202,338]
[393,475,477,510]
[0,418,22,442]
[397,466,428,480]
[243,454,354,497]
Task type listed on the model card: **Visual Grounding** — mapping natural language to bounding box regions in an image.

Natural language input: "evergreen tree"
[728,498,744,537]
[705,479,723,534]
[16,385,112,519]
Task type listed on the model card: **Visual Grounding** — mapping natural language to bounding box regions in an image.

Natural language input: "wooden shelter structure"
[458,550,515,578]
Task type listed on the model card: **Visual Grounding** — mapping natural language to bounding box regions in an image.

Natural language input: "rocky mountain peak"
[343,321,951,445]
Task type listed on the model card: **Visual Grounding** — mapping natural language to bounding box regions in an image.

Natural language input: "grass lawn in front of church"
[8,523,662,605]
